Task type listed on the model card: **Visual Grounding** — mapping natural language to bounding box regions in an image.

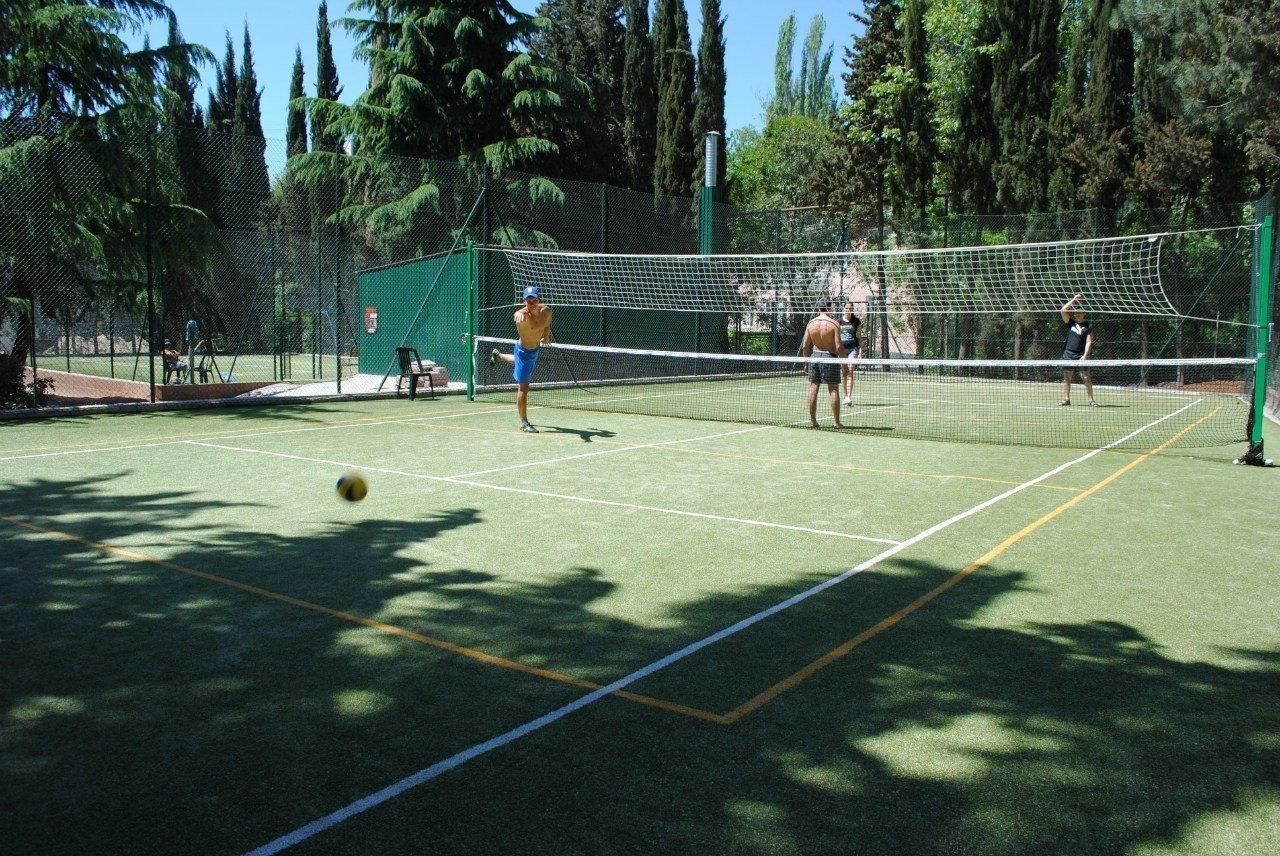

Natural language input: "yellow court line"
[718,407,1221,724]
[0,406,478,457]
[402,420,1083,493]
[0,514,727,724]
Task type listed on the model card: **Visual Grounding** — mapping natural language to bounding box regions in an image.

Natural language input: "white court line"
[448,425,769,479]
[0,407,510,463]
[242,397,1204,856]
[184,441,901,546]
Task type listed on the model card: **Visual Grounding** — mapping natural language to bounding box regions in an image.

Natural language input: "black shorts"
[807,350,841,385]
[1062,350,1089,371]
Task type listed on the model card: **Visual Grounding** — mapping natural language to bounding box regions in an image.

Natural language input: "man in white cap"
[491,286,553,432]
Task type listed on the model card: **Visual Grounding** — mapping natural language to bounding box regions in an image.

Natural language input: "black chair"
[395,347,436,400]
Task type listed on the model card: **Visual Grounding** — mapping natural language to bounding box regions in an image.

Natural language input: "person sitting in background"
[162,338,188,383]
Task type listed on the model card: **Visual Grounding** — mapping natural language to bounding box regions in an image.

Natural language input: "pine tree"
[287,48,308,158]
[653,0,695,197]
[313,0,343,154]
[622,0,657,191]
[692,0,726,194]
[296,1,574,252]
[818,0,899,213]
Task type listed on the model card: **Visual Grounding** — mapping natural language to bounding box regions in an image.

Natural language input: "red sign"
[364,307,378,335]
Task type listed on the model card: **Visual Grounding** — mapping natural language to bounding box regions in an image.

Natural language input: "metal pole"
[466,239,476,400]
[145,121,157,402]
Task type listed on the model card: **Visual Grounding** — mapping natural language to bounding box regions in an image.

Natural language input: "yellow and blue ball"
[336,473,368,502]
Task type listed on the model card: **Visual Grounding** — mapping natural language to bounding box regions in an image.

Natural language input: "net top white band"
[473,336,1256,370]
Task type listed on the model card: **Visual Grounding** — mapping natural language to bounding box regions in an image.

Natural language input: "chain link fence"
[2,119,1276,419]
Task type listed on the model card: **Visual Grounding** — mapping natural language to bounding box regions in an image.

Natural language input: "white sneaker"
[842,396,851,406]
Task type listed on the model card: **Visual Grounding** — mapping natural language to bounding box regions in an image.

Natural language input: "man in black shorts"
[1060,292,1097,407]
[801,298,846,428]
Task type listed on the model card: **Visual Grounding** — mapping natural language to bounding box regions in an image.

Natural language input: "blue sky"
[144,1,864,142]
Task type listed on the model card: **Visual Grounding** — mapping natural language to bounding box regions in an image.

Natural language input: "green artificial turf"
[2,398,1277,855]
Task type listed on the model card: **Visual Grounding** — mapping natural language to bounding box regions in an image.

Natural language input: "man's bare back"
[514,304,552,349]
[803,314,842,354]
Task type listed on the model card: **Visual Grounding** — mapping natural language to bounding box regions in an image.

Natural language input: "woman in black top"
[840,301,861,405]
[1060,293,1097,406]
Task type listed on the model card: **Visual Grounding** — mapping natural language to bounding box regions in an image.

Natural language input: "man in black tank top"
[1060,293,1097,406]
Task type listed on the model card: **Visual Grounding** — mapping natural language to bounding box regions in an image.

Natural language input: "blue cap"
[522,286,540,300]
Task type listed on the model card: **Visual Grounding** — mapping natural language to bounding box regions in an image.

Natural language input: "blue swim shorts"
[513,342,540,385]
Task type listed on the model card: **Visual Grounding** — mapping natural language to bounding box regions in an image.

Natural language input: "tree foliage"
[692,0,727,194]
[653,0,695,197]
[621,0,657,192]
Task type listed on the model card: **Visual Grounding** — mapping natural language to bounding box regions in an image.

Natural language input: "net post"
[1238,199,1274,465]
[466,239,476,401]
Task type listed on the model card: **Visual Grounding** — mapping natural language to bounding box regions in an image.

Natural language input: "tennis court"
[3,393,1278,855]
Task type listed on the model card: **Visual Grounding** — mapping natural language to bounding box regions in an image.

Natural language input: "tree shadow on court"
[340,559,1280,856]
[4,473,1277,855]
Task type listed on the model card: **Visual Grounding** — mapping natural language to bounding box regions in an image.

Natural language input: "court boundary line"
[396,419,1086,493]
[184,440,902,546]
[718,404,1223,722]
[240,398,1203,856]
[0,512,727,724]
[445,425,770,479]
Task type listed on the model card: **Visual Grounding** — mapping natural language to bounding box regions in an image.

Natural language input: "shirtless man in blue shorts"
[490,286,553,432]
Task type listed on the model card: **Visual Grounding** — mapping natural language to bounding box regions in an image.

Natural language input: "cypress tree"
[223,25,269,226]
[692,0,726,194]
[653,0,695,197]
[891,0,935,223]
[1047,4,1091,211]
[991,0,1062,213]
[534,0,624,183]
[951,10,998,215]
[622,0,657,192]
[313,0,343,154]
[163,16,209,196]
[235,26,264,140]
[208,32,238,133]
[287,47,308,158]
[1083,0,1134,214]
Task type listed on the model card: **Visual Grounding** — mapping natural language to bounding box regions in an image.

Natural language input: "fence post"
[599,182,608,345]
[144,120,157,403]
[334,229,343,395]
[466,239,476,401]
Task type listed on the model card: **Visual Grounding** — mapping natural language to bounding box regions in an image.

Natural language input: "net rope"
[483,227,1255,319]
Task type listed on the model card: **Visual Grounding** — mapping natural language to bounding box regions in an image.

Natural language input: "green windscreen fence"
[357,250,470,384]
[357,247,726,391]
